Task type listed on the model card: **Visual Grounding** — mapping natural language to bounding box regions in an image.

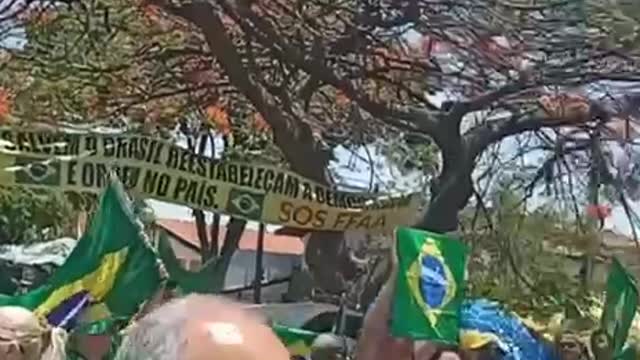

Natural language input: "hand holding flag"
[391,227,469,344]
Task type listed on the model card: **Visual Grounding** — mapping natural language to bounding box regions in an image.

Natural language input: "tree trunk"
[158,217,247,293]
[194,209,211,263]
[417,169,475,233]
[161,3,360,298]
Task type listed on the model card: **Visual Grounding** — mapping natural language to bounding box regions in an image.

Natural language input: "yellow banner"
[0,130,421,233]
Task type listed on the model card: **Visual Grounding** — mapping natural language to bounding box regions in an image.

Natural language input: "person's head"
[114,294,290,360]
[0,306,67,360]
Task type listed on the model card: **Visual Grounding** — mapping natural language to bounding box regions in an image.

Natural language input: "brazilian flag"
[0,177,162,330]
[272,323,319,356]
[391,227,469,344]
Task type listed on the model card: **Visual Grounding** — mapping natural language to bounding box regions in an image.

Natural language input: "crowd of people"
[0,274,500,360]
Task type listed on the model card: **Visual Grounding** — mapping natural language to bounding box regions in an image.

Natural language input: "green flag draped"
[616,345,638,360]
[0,177,162,329]
[601,258,639,357]
[391,227,469,344]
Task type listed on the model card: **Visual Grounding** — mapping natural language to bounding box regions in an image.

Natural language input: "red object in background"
[0,88,11,120]
[586,204,612,220]
[253,112,270,132]
[206,104,231,135]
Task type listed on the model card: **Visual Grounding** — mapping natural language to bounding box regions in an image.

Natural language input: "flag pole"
[253,223,265,304]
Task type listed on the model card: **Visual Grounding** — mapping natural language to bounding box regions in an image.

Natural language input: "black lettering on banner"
[301,182,312,201]
[214,163,226,182]
[284,176,299,199]
[194,155,207,178]
[51,134,65,155]
[278,201,326,228]
[142,170,160,194]
[103,137,115,157]
[112,165,140,189]
[116,137,128,158]
[272,172,284,195]
[325,189,335,207]
[96,163,109,188]
[172,177,188,202]
[81,163,95,187]
[142,169,171,197]
[239,165,251,187]
[263,169,275,192]
[80,162,108,188]
[166,147,179,170]
[228,164,238,184]
[333,212,386,230]
[66,135,80,156]
[157,174,171,197]
[16,132,28,152]
[151,142,164,166]
[32,133,42,152]
[85,136,97,154]
[314,186,325,205]
[138,137,149,161]
[144,139,155,164]
[67,161,77,185]
[203,185,217,208]
[172,176,218,209]
[32,133,46,154]
[128,137,140,160]
[1,131,15,151]
[178,148,190,172]
[253,168,264,190]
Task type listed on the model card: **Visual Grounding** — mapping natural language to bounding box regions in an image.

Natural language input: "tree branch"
[160,0,331,183]
[225,2,445,147]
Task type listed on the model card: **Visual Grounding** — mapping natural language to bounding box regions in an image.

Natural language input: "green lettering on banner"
[0,129,419,233]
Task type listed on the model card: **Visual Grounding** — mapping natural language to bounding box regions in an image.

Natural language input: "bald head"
[115,295,289,360]
[0,306,67,360]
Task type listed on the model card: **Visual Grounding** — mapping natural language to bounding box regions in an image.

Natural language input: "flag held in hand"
[391,227,469,344]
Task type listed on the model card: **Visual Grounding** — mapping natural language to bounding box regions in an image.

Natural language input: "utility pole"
[253,223,265,304]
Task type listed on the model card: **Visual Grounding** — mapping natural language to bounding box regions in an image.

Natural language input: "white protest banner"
[0,130,421,233]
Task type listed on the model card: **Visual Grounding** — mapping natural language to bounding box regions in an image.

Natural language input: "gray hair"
[114,298,189,360]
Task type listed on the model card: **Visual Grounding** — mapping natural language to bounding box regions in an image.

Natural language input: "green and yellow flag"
[0,177,162,330]
[601,258,639,357]
[272,323,319,356]
[391,227,469,344]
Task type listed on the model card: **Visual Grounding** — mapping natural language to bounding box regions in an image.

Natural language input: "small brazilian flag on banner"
[272,323,319,356]
[601,258,639,357]
[227,188,265,220]
[391,227,469,344]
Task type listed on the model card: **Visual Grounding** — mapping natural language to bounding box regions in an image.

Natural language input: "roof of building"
[156,219,305,255]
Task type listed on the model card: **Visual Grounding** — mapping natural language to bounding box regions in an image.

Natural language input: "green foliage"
[2,1,193,126]
[462,189,600,333]
[0,187,76,245]
[586,0,640,51]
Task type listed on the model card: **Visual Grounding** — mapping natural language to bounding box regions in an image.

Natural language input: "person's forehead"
[182,317,289,360]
